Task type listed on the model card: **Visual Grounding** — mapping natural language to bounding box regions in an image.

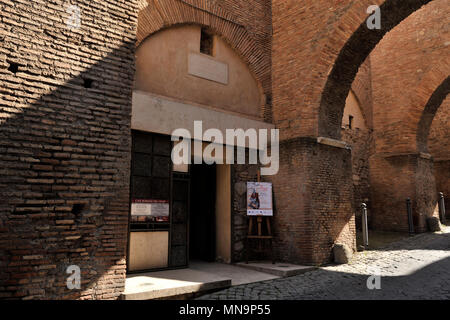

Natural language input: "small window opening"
[83,78,93,89]
[200,28,214,56]
[348,115,354,129]
[8,62,19,74]
[72,203,85,216]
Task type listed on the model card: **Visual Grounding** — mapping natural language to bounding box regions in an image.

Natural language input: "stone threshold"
[120,261,313,300]
[121,268,231,300]
[235,261,317,277]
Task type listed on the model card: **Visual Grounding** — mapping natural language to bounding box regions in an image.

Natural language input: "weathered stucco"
[135,25,264,119]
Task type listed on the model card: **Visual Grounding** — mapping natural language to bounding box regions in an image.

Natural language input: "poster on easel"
[246,182,273,216]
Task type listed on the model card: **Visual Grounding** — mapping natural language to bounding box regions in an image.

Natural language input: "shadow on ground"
[198,229,450,300]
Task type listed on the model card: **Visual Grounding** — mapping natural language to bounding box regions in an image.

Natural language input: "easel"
[245,171,275,264]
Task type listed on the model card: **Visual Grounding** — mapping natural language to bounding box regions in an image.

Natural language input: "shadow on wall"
[0,35,136,299]
[417,77,450,153]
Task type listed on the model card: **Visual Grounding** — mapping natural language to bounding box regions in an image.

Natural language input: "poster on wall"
[247,182,273,216]
[131,199,169,222]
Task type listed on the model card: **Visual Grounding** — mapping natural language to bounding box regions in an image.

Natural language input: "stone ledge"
[419,152,432,160]
[235,261,316,277]
[121,269,231,300]
[317,137,351,149]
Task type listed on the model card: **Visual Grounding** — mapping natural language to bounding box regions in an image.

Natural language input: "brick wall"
[342,57,374,228]
[1,0,448,299]
[351,57,374,130]
[0,0,138,299]
[434,161,450,218]
[341,127,373,228]
[371,0,449,155]
[370,154,439,233]
[268,138,355,265]
[429,97,450,215]
[212,0,272,121]
[272,0,432,140]
[0,0,271,299]
[429,97,450,160]
[415,157,440,231]
[367,0,448,232]
[269,0,440,258]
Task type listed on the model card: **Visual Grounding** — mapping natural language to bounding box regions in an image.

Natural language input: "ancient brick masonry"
[1,0,448,300]
[369,154,438,233]
[268,0,439,264]
[267,138,356,265]
[368,0,448,231]
[429,97,450,218]
[371,0,449,156]
[341,127,373,228]
[342,57,374,227]
[351,58,374,130]
[271,0,433,140]
[0,0,138,299]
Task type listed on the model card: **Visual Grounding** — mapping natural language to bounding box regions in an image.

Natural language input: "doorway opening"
[189,164,217,262]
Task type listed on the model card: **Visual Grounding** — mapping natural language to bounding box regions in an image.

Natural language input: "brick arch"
[416,74,450,153]
[136,0,270,95]
[318,0,434,139]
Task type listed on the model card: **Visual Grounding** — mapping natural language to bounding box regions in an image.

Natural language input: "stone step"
[235,261,316,277]
[121,269,231,300]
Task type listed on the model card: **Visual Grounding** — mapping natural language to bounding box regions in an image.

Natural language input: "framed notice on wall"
[131,199,169,222]
[247,182,273,216]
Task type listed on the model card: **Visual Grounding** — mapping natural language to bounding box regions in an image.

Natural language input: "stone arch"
[136,0,271,97]
[416,75,450,153]
[318,0,433,139]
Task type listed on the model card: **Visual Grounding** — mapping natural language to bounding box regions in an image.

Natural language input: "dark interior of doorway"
[189,164,216,262]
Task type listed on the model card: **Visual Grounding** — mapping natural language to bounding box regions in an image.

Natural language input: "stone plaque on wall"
[188,52,228,85]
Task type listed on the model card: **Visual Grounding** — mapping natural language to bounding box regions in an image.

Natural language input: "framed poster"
[247,182,273,216]
[131,199,170,222]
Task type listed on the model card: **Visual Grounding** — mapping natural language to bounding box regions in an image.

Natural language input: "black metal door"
[170,173,189,268]
[128,131,172,272]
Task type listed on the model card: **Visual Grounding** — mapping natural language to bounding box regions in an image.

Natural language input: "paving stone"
[198,227,450,300]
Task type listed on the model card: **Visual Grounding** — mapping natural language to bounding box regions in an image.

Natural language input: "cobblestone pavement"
[198,227,450,300]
